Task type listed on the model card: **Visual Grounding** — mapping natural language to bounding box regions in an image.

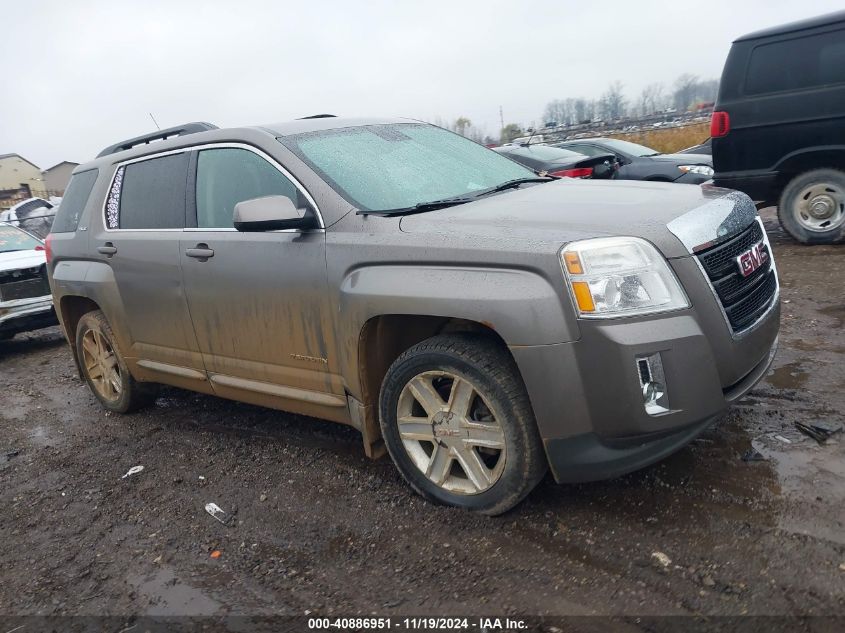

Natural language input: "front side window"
[282,124,533,212]
[746,28,845,95]
[195,148,299,229]
[110,153,189,229]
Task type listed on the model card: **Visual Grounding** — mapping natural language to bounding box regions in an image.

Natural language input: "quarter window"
[109,153,189,229]
[195,148,300,229]
[745,28,845,95]
[52,169,98,233]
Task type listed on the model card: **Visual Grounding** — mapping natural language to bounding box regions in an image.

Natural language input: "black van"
[712,11,845,244]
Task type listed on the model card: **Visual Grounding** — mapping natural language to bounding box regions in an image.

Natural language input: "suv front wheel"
[379,334,547,515]
[75,310,156,413]
[778,168,845,244]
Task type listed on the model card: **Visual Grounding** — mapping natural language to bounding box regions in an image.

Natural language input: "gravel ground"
[1,208,843,625]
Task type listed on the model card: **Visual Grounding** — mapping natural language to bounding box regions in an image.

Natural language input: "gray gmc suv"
[46,117,780,514]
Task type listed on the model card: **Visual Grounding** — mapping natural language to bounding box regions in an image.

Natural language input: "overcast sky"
[1,0,842,168]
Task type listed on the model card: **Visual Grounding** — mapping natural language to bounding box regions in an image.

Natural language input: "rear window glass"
[50,169,98,233]
[745,28,845,95]
[116,154,188,229]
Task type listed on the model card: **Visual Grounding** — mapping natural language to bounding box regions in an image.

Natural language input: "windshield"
[283,124,534,212]
[0,224,42,253]
[598,138,659,157]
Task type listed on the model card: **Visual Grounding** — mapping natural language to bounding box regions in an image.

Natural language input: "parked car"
[47,118,779,514]
[0,197,57,239]
[553,137,714,184]
[0,223,58,339]
[712,10,845,244]
[493,144,618,179]
[679,138,712,155]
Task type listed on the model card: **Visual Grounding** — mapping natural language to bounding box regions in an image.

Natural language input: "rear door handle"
[97,243,117,256]
[185,244,214,260]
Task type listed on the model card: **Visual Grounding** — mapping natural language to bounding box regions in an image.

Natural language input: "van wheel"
[75,310,157,413]
[379,334,547,515]
[778,169,845,244]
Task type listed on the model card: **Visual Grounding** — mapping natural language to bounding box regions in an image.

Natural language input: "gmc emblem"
[736,242,768,277]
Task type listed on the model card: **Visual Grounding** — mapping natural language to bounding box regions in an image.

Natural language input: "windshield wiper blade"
[473,177,554,198]
[358,196,475,217]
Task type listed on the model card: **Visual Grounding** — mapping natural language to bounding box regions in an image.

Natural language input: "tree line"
[542,74,719,127]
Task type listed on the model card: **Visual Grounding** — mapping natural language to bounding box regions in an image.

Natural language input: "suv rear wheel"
[778,169,845,244]
[379,334,546,515]
[76,310,156,413]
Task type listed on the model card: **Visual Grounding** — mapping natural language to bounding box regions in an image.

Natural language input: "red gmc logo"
[736,242,768,277]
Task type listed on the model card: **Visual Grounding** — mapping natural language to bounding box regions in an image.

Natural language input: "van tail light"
[44,234,53,264]
[551,167,593,178]
[711,110,730,137]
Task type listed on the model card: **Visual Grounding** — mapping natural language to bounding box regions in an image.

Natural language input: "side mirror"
[592,163,612,179]
[233,195,315,232]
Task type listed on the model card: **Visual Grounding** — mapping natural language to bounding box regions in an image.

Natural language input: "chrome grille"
[695,221,777,332]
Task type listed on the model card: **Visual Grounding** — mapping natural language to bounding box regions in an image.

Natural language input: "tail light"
[551,167,593,178]
[711,110,730,137]
[44,234,53,264]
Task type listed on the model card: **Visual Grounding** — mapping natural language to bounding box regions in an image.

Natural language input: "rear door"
[93,151,210,390]
[178,145,346,421]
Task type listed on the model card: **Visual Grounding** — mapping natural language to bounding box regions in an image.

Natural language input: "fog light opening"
[636,353,670,416]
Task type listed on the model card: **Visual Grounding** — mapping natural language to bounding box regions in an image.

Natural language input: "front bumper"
[0,295,58,336]
[510,298,779,483]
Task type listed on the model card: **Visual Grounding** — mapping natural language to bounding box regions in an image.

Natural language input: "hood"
[650,152,712,165]
[399,179,753,259]
[0,249,46,272]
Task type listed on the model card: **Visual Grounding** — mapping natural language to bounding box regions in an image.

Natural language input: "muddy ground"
[1,208,843,626]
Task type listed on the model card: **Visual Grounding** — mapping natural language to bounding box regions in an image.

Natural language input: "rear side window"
[110,153,189,229]
[195,148,299,228]
[50,169,98,233]
[745,28,845,95]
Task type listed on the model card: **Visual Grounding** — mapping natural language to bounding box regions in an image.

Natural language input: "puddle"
[127,567,222,616]
[765,361,809,390]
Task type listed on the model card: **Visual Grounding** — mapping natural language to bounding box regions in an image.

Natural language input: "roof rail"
[96,122,219,158]
[297,114,337,119]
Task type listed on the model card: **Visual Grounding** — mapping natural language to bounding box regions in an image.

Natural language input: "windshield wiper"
[358,195,476,217]
[358,177,553,217]
[473,177,554,198]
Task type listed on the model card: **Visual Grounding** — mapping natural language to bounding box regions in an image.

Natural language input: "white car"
[0,197,57,240]
[0,223,57,340]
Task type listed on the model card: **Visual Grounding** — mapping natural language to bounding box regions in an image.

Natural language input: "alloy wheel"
[396,370,506,495]
[81,329,122,401]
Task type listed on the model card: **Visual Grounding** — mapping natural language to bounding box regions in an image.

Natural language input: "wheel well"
[776,150,845,191]
[357,315,507,410]
[59,295,100,373]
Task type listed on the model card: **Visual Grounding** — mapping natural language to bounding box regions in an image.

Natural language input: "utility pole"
[499,106,504,131]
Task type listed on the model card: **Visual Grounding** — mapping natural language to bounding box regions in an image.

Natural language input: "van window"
[745,28,845,95]
[112,153,189,229]
[195,148,299,228]
[51,169,98,233]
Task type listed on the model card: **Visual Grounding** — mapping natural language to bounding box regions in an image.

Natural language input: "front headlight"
[678,165,714,176]
[561,237,690,318]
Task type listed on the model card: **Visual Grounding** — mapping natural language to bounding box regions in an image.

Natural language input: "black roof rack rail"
[96,122,219,158]
[297,114,337,119]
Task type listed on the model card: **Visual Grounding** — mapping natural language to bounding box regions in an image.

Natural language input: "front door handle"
[97,243,117,256]
[185,244,214,260]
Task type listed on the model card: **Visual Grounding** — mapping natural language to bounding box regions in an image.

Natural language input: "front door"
[179,146,346,421]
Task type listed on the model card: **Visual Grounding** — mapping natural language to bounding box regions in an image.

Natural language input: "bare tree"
[673,73,699,111]
[639,83,664,116]
[600,81,627,120]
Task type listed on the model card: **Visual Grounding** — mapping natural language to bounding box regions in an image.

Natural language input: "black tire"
[75,310,157,413]
[777,169,845,244]
[0,331,14,341]
[379,333,547,515]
